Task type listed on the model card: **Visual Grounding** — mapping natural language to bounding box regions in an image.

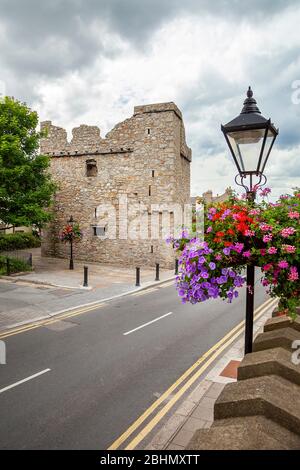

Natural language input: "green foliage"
[0,232,41,251]
[0,255,32,275]
[0,96,56,228]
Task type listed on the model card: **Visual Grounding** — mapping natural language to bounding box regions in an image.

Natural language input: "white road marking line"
[123,312,173,336]
[0,369,51,394]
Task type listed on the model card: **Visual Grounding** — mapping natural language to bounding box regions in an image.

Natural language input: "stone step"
[237,347,300,386]
[214,375,300,435]
[253,327,300,352]
[264,315,300,333]
[186,415,300,450]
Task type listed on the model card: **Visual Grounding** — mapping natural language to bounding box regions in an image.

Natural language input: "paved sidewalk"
[0,248,174,331]
[144,306,273,450]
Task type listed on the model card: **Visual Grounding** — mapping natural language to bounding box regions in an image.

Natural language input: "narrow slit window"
[150,245,153,253]
[149,185,151,196]
[86,159,97,177]
[147,128,151,135]
[152,170,155,177]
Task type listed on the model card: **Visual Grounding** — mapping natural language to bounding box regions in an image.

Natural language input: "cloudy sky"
[1,0,300,198]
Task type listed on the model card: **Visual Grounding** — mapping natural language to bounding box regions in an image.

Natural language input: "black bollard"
[83,266,88,287]
[175,258,179,275]
[136,267,140,287]
[155,263,160,281]
[6,257,10,276]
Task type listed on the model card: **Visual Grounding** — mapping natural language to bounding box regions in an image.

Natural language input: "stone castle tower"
[40,102,191,268]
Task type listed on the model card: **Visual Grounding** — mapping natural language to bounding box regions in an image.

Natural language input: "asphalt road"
[0,277,268,449]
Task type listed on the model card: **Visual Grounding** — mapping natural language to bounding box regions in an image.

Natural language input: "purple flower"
[208,287,219,298]
[209,262,216,270]
[223,247,231,256]
[217,275,228,284]
[200,271,209,279]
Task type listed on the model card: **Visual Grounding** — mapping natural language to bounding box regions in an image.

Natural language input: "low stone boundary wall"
[187,310,300,450]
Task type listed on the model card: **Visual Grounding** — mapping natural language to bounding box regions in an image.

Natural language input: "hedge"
[0,232,41,251]
[0,255,32,275]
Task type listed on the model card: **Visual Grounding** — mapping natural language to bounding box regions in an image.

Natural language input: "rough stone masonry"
[40,102,191,268]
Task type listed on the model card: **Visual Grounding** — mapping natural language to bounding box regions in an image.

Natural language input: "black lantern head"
[221,87,278,177]
[68,215,74,226]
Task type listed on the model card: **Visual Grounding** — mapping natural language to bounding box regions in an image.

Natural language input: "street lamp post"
[68,215,74,270]
[221,87,278,354]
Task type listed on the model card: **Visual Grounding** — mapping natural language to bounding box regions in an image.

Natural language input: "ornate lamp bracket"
[234,173,267,200]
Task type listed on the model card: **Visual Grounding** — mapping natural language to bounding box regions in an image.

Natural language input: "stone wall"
[40,102,191,268]
[187,311,300,450]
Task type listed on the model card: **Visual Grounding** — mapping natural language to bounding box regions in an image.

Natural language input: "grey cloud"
[0,0,299,196]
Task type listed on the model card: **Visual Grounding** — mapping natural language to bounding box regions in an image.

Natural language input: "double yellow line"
[0,280,175,339]
[108,297,277,450]
[0,301,107,340]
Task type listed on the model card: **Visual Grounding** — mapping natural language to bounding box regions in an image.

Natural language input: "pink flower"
[261,279,269,286]
[263,234,273,243]
[288,211,299,219]
[232,242,244,253]
[249,209,260,215]
[259,187,271,197]
[245,229,255,237]
[278,260,289,269]
[206,226,212,233]
[282,244,296,253]
[260,223,273,232]
[268,247,277,254]
[281,227,296,237]
[260,249,266,256]
[242,250,251,258]
[288,266,299,281]
[263,264,273,271]
[215,254,222,261]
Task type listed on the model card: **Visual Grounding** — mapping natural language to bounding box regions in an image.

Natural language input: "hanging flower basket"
[168,189,300,318]
[59,223,82,243]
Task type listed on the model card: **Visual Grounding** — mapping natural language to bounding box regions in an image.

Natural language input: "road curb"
[0,276,176,333]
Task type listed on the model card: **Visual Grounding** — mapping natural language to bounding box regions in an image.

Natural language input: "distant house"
[191,188,233,207]
[0,223,31,235]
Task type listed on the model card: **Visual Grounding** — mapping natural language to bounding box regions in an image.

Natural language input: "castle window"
[150,245,153,253]
[147,128,151,135]
[152,170,155,177]
[92,225,106,237]
[149,185,151,196]
[86,159,97,177]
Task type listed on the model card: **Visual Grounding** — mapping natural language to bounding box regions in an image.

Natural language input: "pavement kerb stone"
[0,275,176,332]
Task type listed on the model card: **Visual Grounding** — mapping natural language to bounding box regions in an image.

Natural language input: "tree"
[0,96,56,230]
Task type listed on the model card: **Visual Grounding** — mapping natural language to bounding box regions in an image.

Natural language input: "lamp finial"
[241,86,261,114]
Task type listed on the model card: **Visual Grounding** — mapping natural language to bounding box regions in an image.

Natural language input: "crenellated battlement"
[40,101,191,159]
